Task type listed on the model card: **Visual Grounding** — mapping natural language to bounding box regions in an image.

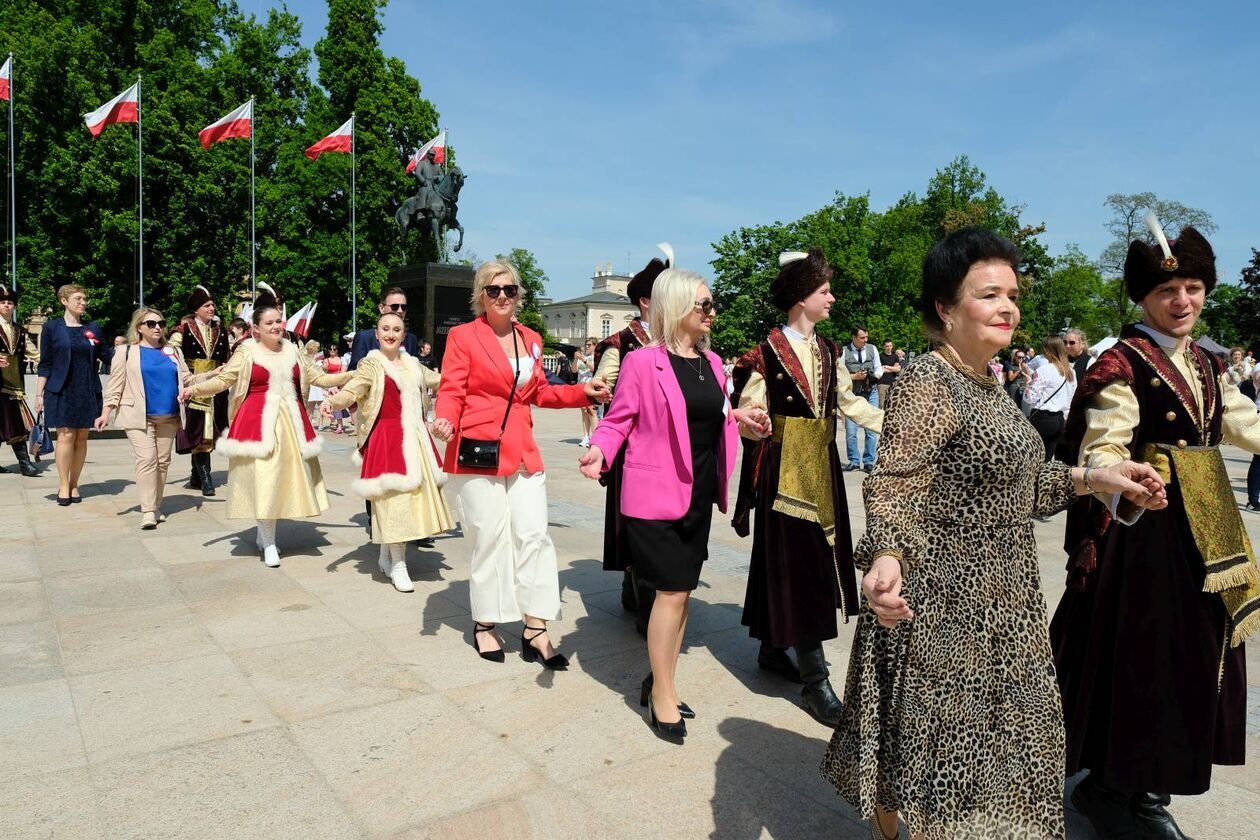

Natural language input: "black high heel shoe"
[638,673,695,719]
[648,698,686,740]
[521,625,568,669]
[470,622,505,663]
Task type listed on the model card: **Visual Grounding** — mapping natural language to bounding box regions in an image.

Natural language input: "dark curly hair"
[920,227,1020,336]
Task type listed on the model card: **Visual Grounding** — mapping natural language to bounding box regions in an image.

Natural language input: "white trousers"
[454,471,561,623]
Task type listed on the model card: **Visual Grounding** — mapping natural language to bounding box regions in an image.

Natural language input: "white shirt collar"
[637,318,650,336]
[781,324,813,342]
[1135,322,1180,350]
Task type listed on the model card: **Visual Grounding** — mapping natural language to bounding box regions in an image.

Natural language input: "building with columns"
[539,264,639,343]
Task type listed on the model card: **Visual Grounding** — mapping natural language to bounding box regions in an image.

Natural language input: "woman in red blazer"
[433,260,609,668]
[580,268,762,740]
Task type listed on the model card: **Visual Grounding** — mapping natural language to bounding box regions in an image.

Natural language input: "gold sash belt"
[770,415,837,546]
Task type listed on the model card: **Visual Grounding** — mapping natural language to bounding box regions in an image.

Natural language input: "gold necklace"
[938,343,997,389]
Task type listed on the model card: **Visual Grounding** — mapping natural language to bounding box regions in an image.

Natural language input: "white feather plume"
[779,251,809,267]
[194,284,210,295]
[656,242,674,267]
[255,281,277,300]
[1144,210,1174,260]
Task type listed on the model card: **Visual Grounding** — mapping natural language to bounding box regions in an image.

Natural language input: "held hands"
[731,407,772,439]
[319,400,333,418]
[430,418,453,442]
[585,376,611,404]
[1085,460,1169,511]
[177,387,192,404]
[93,411,110,432]
[578,444,605,479]
[0,354,8,369]
[862,554,914,628]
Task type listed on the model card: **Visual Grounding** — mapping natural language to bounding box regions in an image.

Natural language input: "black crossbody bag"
[457,330,520,470]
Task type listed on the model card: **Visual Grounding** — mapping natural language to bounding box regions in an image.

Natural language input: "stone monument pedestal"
[387,262,476,365]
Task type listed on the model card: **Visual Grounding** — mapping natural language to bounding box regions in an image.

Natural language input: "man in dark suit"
[348,287,419,369]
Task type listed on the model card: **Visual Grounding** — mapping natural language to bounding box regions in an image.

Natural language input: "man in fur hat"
[593,244,672,631]
[0,284,39,476]
[729,249,882,726]
[1052,220,1260,839]
[169,284,230,494]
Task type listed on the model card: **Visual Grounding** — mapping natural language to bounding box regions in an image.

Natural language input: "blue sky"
[268,0,1259,302]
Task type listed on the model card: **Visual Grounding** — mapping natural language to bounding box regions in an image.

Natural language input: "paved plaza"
[2,407,1258,839]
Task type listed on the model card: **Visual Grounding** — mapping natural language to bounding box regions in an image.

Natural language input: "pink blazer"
[589,344,739,521]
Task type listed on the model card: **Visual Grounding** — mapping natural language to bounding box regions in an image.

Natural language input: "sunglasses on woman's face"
[693,298,717,316]
[484,284,520,300]
[140,320,166,329]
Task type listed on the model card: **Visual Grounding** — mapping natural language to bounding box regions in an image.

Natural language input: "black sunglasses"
[140,319,166,328]
[386,303,408,312]
[693,298,717,316]
[485,284,520,300]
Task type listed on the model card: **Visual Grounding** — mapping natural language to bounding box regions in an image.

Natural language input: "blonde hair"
[57,284,87,305]
[470,260,522,316]
[649,268,711,355]
[125,307,166,345]
[304,339,320,355]
[1042,334,1073,383]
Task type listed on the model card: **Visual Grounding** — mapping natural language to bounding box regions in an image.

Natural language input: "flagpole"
[137,75,144,306]
[350,113,356,332]
[249,96,255,296]
[7,53,15,291]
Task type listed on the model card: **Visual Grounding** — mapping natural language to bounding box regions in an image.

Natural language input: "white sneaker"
[140,511,158,530]
[262,545,281,568]
[389,559,414,593]
[580,436,590,447]
[378,544,391,576]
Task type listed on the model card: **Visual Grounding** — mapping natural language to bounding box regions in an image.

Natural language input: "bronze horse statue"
[397,166,466,254]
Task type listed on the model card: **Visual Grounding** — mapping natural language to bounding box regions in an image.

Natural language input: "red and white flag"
[285,301,317,338]
[83,82,139,137]
[405,130,445,173]
[0,57,11,102]
[305,115,353,160]
[199,99,252,149]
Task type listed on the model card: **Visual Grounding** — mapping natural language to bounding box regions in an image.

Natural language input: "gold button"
[1151,377,1161,387]
[1176,439,1188,449]
[776,373,784,380]
[786,395,794,402]
[1165,411,1177,421]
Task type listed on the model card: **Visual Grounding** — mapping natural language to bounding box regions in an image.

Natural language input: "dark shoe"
[13,444,39,477]
[471,622,505,663]
[521,625,568,669]
[56,496,72,506]
[638,673,695,719]
[70,493,81,503]
[1131,793,1191,840]
[0,462,7,472]
[862,464,875,473]
[1071,774,1143,839]
[196,454,215,497]
[797,643,843,727]
[842,463,859,472]
[757,643,803,684]
[188,465,202,489]
[1246,502,1260,512]
[415,537,435,548]
[648,698,686,741]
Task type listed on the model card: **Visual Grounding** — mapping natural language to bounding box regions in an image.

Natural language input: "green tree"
[1017,246,1107,347]
[495,247,549,341]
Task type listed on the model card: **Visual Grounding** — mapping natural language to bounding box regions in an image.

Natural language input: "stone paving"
[1,407,1258,839]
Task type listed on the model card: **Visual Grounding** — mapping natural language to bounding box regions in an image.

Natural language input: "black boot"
[1071,774,1143,839]
[1131,792,1191,840]
[796,642,843,727]
[196,453,215,497]
[188,454,202,489]
[757,642,802,683]
[12,443,39,477]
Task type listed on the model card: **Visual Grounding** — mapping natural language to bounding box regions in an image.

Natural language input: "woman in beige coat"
[181,306,350,567]
[95,308,196,529]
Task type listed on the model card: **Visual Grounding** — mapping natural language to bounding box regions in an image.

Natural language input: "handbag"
[457,330,521,470]
[29,411,54,460]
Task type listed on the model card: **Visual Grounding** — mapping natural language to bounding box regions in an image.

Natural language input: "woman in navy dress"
[35,284,109,504]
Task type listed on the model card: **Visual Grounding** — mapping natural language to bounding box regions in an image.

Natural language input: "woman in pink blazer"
[581,268,761,741]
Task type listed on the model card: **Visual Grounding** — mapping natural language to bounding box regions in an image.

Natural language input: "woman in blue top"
[35,284,110,504]
[96,308,195,528]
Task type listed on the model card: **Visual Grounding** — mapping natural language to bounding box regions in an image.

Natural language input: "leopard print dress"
[820,352,1076,839]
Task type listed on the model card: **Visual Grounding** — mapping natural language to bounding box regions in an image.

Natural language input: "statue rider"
[413,147,443,214]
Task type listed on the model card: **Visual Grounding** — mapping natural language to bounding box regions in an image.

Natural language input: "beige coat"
[102,343,193,431]
[326,349,440,455]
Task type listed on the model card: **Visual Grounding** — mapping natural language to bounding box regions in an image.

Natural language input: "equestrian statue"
[397,146,466,255]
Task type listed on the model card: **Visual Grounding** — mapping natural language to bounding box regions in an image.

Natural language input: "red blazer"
[589,345,739,521]
[436,317,590,476]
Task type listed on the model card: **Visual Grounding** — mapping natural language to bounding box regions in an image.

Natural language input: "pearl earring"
[945,321,954,333]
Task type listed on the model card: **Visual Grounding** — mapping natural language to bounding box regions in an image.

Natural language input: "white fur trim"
[218,343,320,460]
[350,350,442,499]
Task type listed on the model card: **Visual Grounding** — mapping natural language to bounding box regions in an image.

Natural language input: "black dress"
[623,352,724,592]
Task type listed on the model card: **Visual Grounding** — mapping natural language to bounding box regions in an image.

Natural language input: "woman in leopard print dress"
[820,227,1169,840]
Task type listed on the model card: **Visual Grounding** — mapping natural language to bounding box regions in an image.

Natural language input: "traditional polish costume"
[730,250,883,725]
[326,349,453,591]
[0,285,38,476]
[592,244,671,624]
[1052,222,1260,838]
[168,286,230,494]
[187,338,350,566]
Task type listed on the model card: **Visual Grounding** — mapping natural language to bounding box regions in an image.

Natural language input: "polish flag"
[286,301,317,338]
[199,99,252,149]
[83,82,139,137]
[305,116,353,160]
[0,57,11,102]
[405,131,445,173]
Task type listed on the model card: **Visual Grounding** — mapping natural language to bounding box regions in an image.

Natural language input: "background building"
[539,263,638,342]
